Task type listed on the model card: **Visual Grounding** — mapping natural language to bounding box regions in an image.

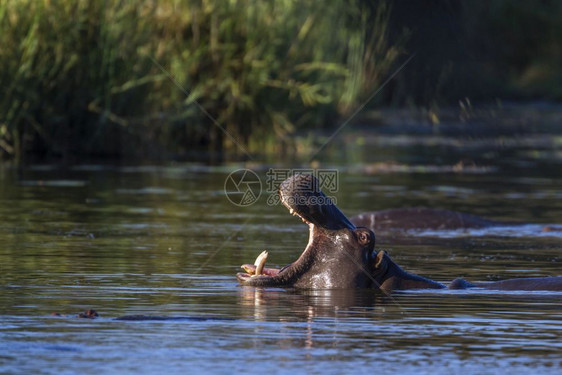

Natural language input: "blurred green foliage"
[0,0,561,162]
[0,0,398,162]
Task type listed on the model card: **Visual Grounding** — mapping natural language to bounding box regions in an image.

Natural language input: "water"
[1,114,562,374]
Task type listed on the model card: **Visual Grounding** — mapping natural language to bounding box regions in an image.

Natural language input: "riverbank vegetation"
[1,0,561,163]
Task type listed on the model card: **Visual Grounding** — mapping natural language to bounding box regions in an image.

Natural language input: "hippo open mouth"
[236,174,375,289]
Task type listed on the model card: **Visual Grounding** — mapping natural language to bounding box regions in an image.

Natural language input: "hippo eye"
[355,229,372,246]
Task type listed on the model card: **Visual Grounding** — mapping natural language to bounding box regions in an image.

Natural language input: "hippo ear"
[374,251,388,269]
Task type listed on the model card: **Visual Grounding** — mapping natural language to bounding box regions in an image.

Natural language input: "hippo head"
[237,174,376,289]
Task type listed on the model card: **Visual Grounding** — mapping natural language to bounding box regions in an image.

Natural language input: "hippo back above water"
[350,207,502,231]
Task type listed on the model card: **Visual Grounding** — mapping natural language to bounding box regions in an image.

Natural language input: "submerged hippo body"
[350,208,501,231]
[237,174,562,293]
[372,250,562,292]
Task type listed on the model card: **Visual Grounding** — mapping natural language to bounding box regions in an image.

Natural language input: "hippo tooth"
[241,264,255,274]
[253,250,268,276]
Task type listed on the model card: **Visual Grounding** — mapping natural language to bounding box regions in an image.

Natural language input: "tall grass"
[0,0,398,162]
[2,0,562,163]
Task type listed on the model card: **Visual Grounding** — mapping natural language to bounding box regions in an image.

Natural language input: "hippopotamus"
[371,250,562,292]
[51,309,234,321]
[237,173,375,289]
[350,207,501,231]
[237,174,562,292]
[350,207,562,234]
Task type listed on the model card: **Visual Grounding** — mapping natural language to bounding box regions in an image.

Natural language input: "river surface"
[1,110,562,374]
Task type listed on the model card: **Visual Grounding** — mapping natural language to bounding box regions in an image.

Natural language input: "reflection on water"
[1,121,562,373]
[2,279,561,374]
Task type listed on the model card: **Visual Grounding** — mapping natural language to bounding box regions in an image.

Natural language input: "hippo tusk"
[253,250,268,276]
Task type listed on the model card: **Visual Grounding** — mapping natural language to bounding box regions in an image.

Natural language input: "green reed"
[0,0,398,162]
